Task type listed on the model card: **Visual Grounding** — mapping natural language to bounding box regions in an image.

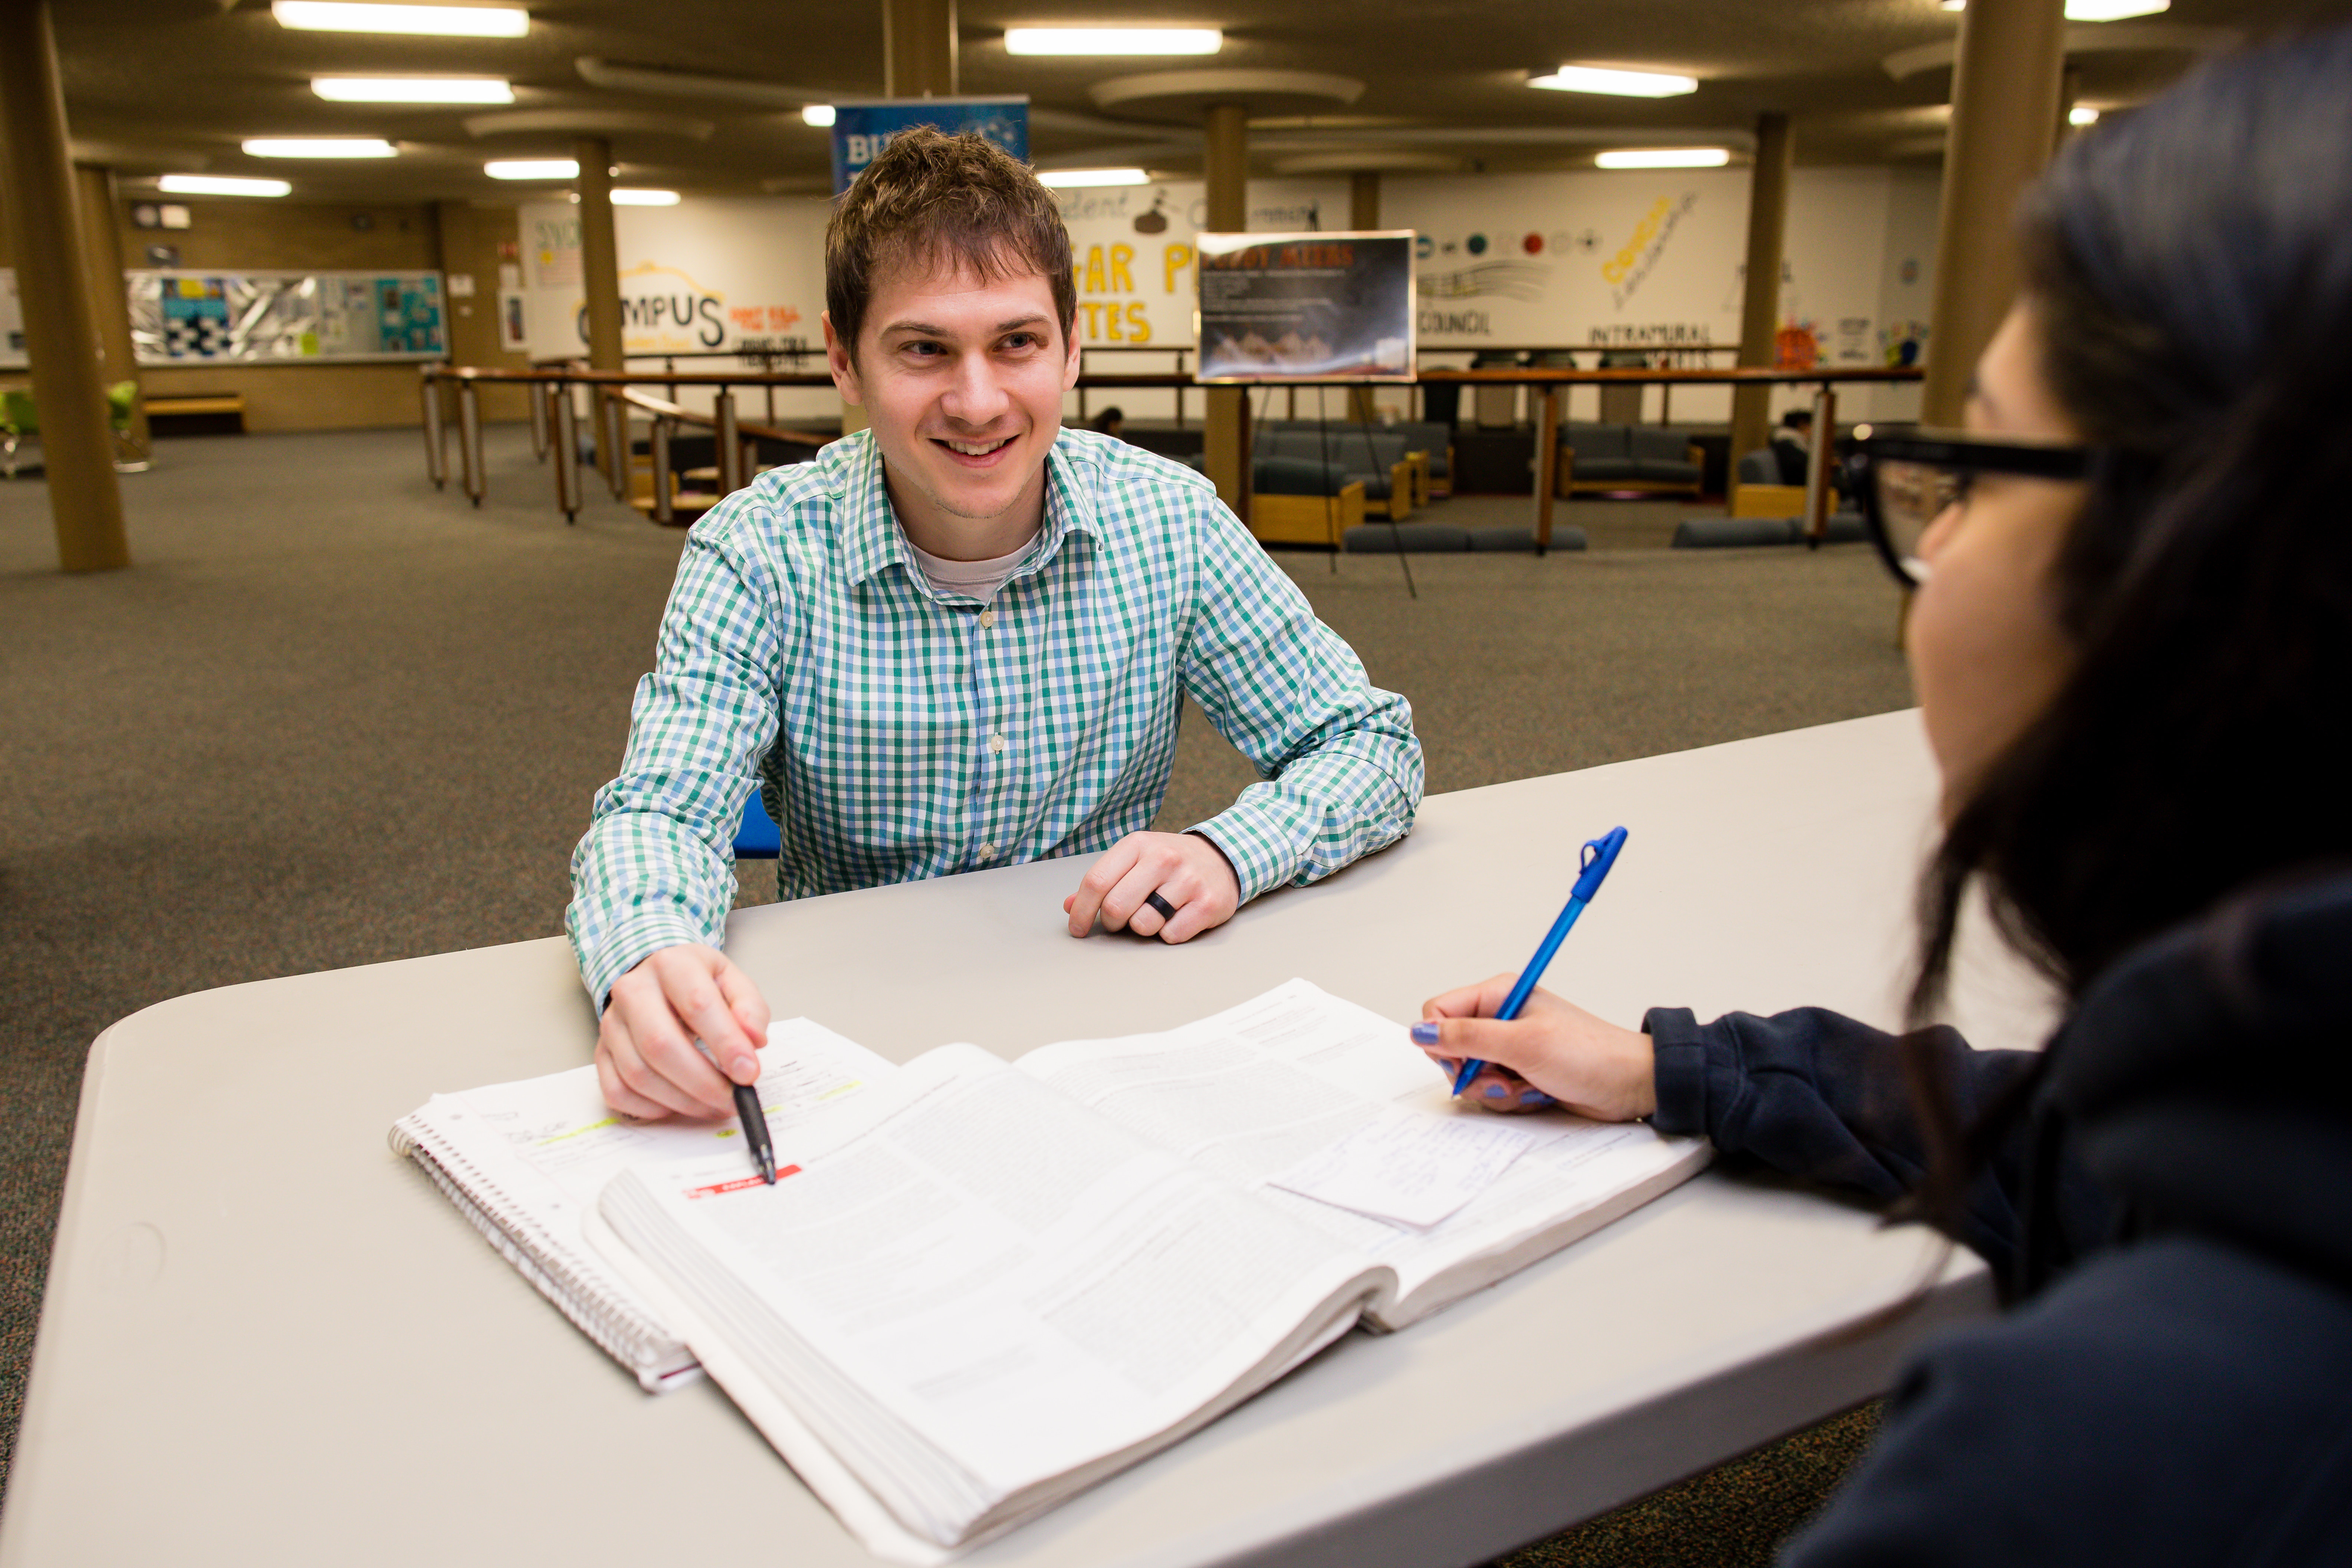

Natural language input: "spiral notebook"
[388,1017,891,1391]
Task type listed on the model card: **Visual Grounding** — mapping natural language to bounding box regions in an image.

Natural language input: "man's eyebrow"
[877,314,1050,339]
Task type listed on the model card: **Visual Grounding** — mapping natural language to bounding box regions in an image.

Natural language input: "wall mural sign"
[830,98,1028,195]
[514,198,825,362]
[125,270,444,363]
[1194,231,1416,383]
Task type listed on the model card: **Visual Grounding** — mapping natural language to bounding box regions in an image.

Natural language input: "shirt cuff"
[579,913,712,1013]
[1186,799,1297,904]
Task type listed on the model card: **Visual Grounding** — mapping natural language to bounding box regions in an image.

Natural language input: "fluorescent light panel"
[1941,0,2168,13]
[611,188,680,205]
[272,3,528,36]
[1594,147,1729,168]
[242,138,397,158]
[2070,105,2100,125]
[1530,65,1696,97]
[802,105,836,127]
[159,174,293,197]
[1005,28,1220,55]
[485,158,577,179]
[312,76,513,103]
[1037,167,1150,187]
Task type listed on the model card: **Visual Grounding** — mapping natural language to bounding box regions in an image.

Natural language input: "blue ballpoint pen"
[1450,826,1630,1096]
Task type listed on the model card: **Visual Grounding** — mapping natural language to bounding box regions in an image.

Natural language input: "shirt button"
[978,608,996,630]
[988,732,1006,754]
[978,842,996,859]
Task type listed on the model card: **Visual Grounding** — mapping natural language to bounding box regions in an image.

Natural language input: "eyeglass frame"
[1847,427,2098,588]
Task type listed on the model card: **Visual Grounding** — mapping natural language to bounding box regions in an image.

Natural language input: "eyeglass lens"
[1872,458,1962,580]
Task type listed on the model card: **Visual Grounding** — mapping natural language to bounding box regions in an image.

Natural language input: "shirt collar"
[837,428,1103,589]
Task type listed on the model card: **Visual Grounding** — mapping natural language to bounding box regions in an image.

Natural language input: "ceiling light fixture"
[2069,105,2101,125]
[242,138,398,158]
[1594,147,1730,168]
[802,105,836,127]
[611,188,681,205]
[312,77,515,103]
[1005,28,1221,55]
[158,174,294,197]
[1939,0,2169,14]
[272,3,529,37]
[1037,167,1151,187]
[484,158,578,179]
[1529,65,1697,97]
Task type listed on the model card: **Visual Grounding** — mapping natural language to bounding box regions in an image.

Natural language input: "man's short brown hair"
[825,127,1077,360]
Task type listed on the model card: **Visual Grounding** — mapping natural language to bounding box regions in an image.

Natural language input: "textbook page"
[1014,978,1709,1326]
[595,1041,1389,1552]
[394,1018,890,1387]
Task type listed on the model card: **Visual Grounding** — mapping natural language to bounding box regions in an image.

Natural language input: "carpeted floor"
[0,426,1914,1548]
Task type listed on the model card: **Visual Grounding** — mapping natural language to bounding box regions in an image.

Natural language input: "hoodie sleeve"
[1643,1006,2046,1277]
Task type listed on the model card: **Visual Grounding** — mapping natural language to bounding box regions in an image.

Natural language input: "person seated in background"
[1090,405,1126,441]
[568,128,1422,1124]
[1413,29,2352,1564]
[1770,407,1813,484]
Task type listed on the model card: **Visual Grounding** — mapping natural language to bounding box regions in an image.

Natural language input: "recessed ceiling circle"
[1090,69,1365,124]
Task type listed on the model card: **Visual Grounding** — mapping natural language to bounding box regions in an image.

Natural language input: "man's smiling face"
[825,252,1082,560]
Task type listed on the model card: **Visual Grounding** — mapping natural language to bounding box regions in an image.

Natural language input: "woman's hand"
[1409,974,1657,1121]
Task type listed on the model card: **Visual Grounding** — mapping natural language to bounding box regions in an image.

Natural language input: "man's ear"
[822,311,864,406]
[1060,317,1083,392]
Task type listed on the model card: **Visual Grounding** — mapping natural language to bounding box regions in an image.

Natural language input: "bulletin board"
[127,270,446,365]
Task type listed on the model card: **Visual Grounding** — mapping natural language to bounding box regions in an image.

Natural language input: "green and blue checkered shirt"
[566,427,1423,1006]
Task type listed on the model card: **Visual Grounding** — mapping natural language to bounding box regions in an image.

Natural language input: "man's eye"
[900,341,943,358]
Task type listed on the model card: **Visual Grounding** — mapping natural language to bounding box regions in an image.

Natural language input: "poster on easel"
[1193,230,1416,383]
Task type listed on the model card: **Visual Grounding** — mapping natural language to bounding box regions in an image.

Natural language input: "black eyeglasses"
[1847,427,2096,587]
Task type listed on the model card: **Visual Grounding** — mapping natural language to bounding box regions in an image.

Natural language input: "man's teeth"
[943,437,1012,456]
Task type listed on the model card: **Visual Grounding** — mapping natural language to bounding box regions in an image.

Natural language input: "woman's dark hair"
[1903,27,2352,1223]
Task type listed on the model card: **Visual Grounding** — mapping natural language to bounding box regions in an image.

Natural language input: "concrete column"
[575,136,623,473]
[2057,66,2082,147]
[1347,172,1379,423]
[73,163,146,458]
[0,0,129,571]
[1728,111,1791,470]
[883,0,957,97]
[1921,0,2066,427]
[1201,104,1249,516]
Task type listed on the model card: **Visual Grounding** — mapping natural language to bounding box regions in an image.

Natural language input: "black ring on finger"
[1145,891,1179,922]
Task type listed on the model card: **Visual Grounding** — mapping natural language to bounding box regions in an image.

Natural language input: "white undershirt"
[906,532,1042,602]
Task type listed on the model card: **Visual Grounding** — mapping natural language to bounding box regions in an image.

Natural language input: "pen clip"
[1570,825,1629,903]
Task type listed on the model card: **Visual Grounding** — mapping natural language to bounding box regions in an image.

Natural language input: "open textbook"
[395,980,1708,1557]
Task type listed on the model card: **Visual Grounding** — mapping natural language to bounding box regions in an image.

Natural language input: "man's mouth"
[934,434,1017,460]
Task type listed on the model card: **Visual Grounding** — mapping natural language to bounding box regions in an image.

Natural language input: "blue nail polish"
[1519,1089,1553,1106]
[1484,1082,1508,1099]
[1409,1021,1440,1046]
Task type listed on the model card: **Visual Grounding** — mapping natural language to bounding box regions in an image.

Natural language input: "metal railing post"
[715,389,739,496]
[1803,383,1837,546]
[551,381,580,523]
[421,371,447,489]
[458,377,484,506]
[528,374,548,460]
[605,391,629,502]
[652,416,674,526]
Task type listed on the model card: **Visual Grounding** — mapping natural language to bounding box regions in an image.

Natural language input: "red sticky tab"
[684,1165,801,1199]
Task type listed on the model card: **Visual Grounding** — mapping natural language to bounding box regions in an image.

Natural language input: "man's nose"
[940,351,1012,427]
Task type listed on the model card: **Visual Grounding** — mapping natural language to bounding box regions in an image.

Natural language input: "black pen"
[732,1079,778,1184]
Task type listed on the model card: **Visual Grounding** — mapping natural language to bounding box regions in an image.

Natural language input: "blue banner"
[831,98,1029,195]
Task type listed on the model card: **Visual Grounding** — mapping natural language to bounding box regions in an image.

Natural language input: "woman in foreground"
[1415,29,2352,1565]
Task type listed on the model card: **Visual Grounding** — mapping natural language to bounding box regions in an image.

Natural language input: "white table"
[2,711,2053,1568]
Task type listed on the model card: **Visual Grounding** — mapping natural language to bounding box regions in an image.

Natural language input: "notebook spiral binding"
[391,1116,702,1392]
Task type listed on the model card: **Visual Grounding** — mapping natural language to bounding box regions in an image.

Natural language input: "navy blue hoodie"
[1642,874,2352,1565]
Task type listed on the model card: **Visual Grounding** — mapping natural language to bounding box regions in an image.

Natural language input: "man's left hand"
[1065,831,1240,943]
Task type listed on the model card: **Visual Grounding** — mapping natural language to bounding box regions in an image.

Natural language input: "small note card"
[1268,1109,1539,1228]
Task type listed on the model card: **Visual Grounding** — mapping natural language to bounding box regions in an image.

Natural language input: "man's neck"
[883,460,1049,562]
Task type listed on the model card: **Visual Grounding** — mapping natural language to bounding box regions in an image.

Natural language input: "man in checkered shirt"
[569,128,1423,1121]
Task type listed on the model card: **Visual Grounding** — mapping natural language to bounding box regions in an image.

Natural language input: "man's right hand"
[595,943,772,1120]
